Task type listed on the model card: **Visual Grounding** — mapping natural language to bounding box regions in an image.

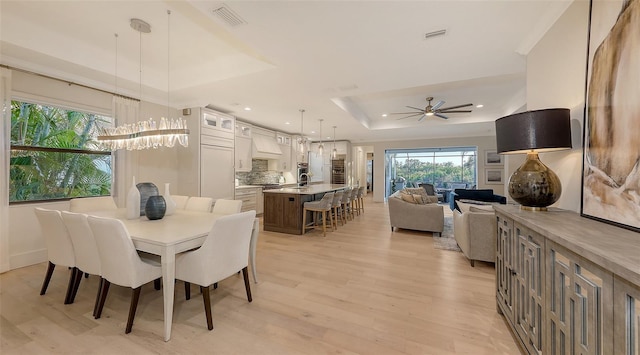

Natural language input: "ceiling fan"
[390,96,473,121]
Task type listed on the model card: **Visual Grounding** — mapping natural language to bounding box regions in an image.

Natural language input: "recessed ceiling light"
[244,107,251,111]
[476,104,484,108]
[382,113,388,117]
[285,122,290,125]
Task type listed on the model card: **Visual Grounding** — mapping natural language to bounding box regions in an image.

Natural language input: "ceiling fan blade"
[396,113,424,120]
[431,100,445,110]
[417,114,426,122]
[389,111,422,115]
[406,106,425,112]
[439,110,472,113]
[435,113,449,119]
[438,103,473,111]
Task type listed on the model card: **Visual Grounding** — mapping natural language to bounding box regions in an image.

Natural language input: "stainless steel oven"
[297,163,309,186]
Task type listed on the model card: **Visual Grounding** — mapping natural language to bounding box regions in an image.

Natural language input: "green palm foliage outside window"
[10,100,113,203]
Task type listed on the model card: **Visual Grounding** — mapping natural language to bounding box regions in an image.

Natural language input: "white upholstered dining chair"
[185,197,214,212]
[171,195,189,210]
[34,207,78,305]
[211,199,242,216]
[87,216,162,334]
[69,196,117,212]
[61,211,103,316]
[175,210,256,330]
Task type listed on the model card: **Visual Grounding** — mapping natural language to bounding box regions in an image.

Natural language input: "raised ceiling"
[0,1,571,143]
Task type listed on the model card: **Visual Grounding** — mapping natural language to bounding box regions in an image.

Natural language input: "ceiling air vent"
[212,5,246,27]
[424,29,447,39]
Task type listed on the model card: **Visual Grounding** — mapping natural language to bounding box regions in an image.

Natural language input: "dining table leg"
[161,246,176,341]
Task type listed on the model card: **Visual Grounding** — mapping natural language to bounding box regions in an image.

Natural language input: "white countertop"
[262,184,348,195]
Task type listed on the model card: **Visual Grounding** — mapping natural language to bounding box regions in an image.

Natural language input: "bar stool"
[356,186,365,215]
[331,191,344,228]
[340,187,352,223]
[302,192,335,237]
[348,187,359,219]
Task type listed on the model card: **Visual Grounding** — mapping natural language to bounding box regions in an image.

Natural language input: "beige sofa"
[453,202,496,266]
[388,190,444,236]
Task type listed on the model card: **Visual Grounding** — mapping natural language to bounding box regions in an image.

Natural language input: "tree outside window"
[9,100,113,203]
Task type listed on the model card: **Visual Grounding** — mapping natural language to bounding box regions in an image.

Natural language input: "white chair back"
[212,199,243,216]
[34,208,75,267]
[69,196,117,212]
[87,216,161,288]
[357,186,365,197]
[61,211,101,276]
[171,195,189,210]
[185,197,214,212]
[175,211,256,287]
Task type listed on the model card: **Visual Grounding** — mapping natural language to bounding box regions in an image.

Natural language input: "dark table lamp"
[495,108,572,211]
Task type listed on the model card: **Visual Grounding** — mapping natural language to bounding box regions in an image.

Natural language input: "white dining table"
[89,209,258,341]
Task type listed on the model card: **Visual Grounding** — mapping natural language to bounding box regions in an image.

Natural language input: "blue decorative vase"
[137,182,159,216]
[145,195,166,220]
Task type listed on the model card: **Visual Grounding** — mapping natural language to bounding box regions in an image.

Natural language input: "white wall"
[524,0,590,212]
[358,135,501,203]
[4,70,180,271]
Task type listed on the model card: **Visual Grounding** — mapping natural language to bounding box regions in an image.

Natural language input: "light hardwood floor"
[0,196,520,354]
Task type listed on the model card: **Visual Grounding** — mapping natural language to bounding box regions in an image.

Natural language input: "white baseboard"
[10,249,47,270]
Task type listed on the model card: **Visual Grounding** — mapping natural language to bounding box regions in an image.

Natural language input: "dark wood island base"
[263,184,347,235]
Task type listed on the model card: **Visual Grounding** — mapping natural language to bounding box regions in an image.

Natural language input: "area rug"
[433,216,461,252]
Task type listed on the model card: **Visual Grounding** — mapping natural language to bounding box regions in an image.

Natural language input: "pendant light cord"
[114,33,118,95]
[167,9,171,119]
[139,29,142,104]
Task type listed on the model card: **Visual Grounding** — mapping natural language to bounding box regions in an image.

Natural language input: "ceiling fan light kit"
[390,96,473,122]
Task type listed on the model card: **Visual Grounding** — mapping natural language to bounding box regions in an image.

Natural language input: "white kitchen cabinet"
[277,133,292,172]
[201,144,235,200]
[236,122,252,138]
[256,189,264,214]
[177,107,235,200]
[234,186,264,214]
[235,136,252,172]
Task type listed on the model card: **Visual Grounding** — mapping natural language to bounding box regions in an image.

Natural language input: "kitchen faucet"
[298,173,310,187]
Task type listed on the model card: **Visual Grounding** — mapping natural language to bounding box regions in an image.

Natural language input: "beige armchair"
[453,202,496,267]
[388,191,444,235]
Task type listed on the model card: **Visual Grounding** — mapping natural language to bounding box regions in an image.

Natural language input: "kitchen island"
[263,184,347,234]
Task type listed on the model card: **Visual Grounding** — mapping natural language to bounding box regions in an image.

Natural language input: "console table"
[493,205,640,354]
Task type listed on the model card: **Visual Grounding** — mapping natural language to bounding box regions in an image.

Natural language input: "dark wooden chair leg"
[125,287,142,334]
[242,267,252,302]
[93,278,103,317]
[84,273,89,279]
[213,282,218,290]
[40,261,56,295]
[64,267,79,304]
[95,279,110,319]
[185,282,191,300]
[470,259,475,267]
[201,286,213,330]
[154,278,161,290]
[70,269,84,303]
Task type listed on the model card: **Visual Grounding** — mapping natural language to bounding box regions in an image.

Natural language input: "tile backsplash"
[235,159,281,185]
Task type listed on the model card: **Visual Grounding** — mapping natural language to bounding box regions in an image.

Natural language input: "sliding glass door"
[384,147,477,198]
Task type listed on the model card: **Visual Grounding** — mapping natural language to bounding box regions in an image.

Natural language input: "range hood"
[252,134,282,160]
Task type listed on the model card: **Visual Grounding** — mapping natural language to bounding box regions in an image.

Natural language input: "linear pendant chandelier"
[98,14,189,151]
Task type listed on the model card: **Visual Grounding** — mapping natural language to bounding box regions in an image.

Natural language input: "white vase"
[126,176,141,219]
[163,183,176,216]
